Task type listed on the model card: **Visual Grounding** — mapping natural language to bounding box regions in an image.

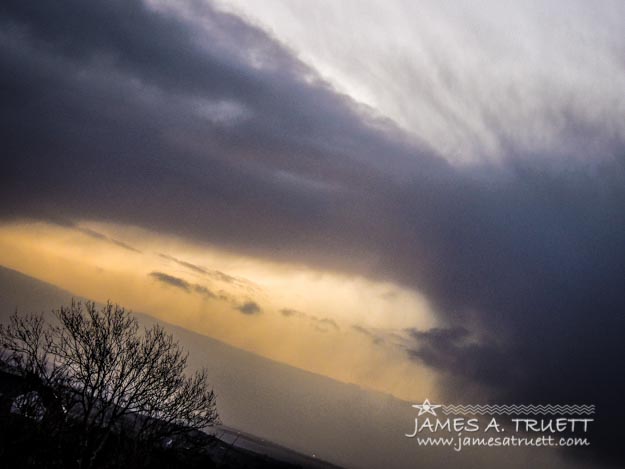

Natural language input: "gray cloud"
[158,253,256,290]
[191,284,217,300]
[149,271,191,291]
[157,253,208,276]
[150,270,258,311]
[351,325,384,345]
[149,271,216,300]
[75,228,139,254]
[280,308,299,318]
[1,0,625,464]
[45,217,141,253]
[280,308,339,332]
[315,317,339,332]
[237,301,261,315]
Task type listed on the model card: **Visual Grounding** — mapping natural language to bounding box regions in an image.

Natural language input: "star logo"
[412,399,442,416]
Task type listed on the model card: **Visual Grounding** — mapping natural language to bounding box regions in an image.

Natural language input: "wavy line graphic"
[441,405,595,415]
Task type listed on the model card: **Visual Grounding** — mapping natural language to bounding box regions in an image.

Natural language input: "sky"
[1,0,625,467]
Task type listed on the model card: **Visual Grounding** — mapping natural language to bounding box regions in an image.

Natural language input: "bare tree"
[0,301,219,468]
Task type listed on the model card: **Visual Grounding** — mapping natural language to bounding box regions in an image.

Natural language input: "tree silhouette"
[0,301,219,468]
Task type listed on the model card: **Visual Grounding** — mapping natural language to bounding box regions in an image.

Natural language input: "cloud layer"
[220,0,625,164]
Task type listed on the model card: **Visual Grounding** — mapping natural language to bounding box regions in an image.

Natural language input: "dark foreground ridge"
[0,369,340,469]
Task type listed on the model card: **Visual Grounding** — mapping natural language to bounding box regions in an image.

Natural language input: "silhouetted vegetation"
[0,301,219,468]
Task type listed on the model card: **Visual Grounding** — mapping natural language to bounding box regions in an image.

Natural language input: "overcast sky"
[1,1,624,467]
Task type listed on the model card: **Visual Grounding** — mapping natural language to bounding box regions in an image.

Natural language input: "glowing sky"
[0,220,441,401]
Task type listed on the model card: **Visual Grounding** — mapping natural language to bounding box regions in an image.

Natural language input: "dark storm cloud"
[2,0,625,464]
[406,327,518,389]
[0,0,435,257]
